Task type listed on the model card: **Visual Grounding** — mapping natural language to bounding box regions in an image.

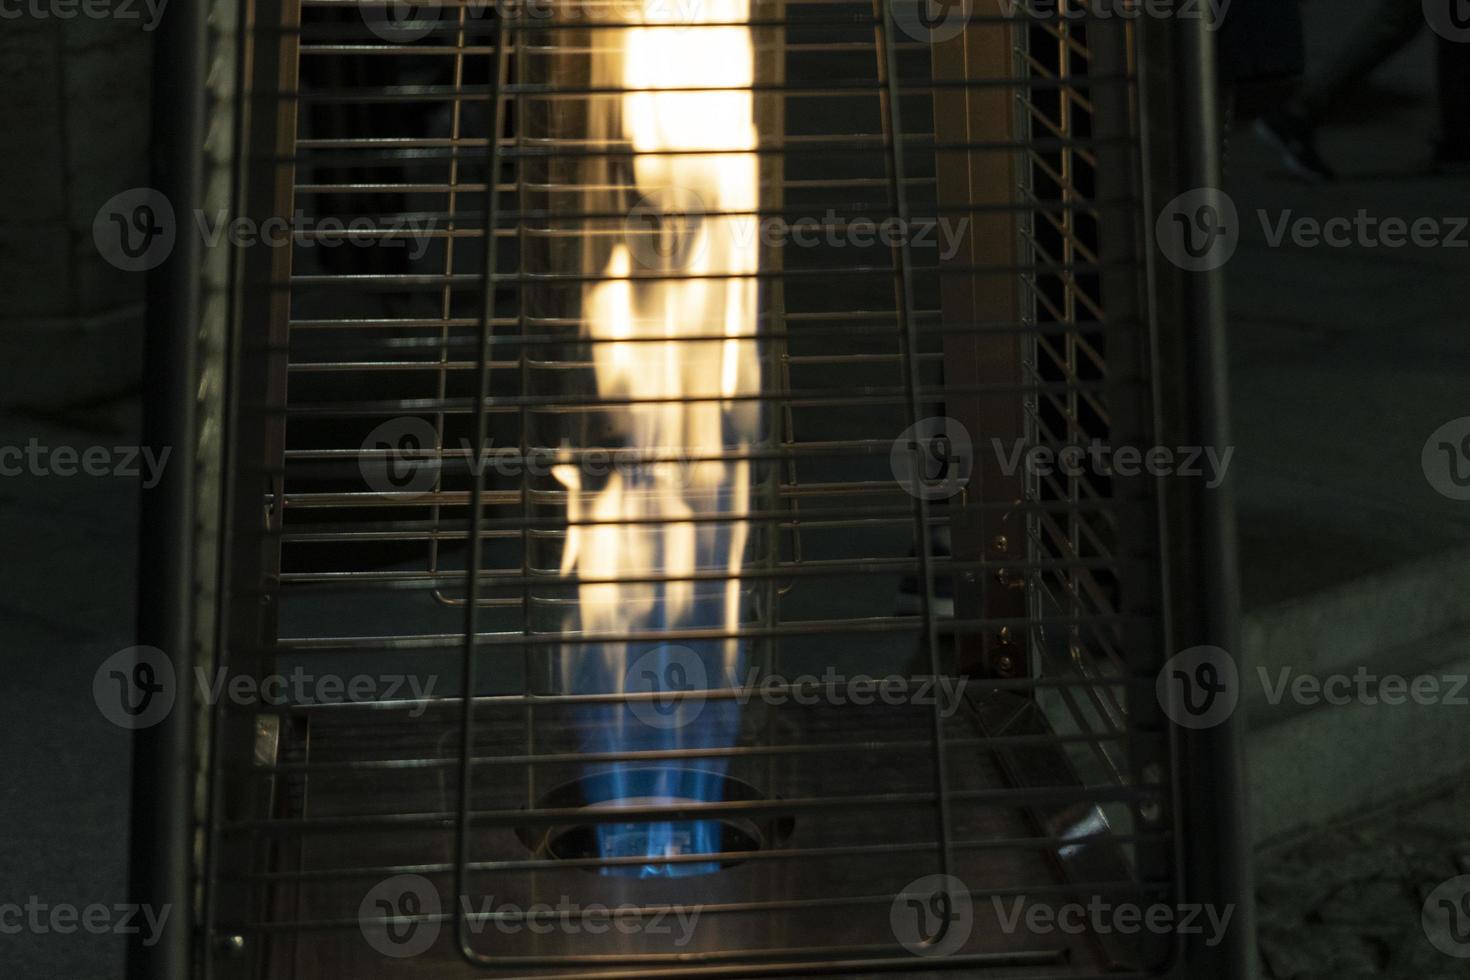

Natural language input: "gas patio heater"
[129,0,1245,978]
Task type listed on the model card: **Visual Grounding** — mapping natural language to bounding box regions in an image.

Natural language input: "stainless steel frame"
[132,0,1246,977]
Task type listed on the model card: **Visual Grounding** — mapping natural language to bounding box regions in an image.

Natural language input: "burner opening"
[520,768,794,878]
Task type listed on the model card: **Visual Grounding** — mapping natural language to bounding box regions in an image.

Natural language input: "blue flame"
[594,763,732,878]
[564,473,747,879]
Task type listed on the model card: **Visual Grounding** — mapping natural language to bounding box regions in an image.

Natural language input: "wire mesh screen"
[207,1,1184,977]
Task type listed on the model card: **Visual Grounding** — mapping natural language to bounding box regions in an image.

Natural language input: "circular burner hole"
[518,768,794,878]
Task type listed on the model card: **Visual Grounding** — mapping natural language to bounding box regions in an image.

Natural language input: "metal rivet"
[1139,764,1164,823]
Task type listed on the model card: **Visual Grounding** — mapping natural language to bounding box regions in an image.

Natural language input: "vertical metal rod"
[875,0,955,880]
[428,8,473,600]
[514,12,538,844]
[129,0,207,976]
[1136,9,1247,977]
[1171,12,1250,976]
[756,0,790,864]
[456,20,513,961]
[200,0,300,975]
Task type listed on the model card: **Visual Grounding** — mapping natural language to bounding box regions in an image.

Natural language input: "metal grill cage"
[160,1,1242,978]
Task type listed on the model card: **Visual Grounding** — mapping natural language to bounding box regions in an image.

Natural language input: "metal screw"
[996,568,1026,591]
[217,934,246,957]
[992,534,1008,553]
[1138,764,1164,823]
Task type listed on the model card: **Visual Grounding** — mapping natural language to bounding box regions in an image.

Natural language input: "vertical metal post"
[207,0,300,975]
[456,22,512,965]
[129,0,209,976]
[931,4,1029,680]
[1137,10,1250,979]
